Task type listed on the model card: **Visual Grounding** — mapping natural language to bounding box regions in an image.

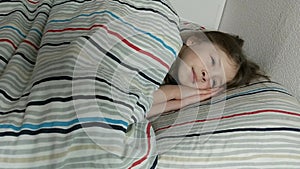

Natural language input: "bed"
[0,0,299,169]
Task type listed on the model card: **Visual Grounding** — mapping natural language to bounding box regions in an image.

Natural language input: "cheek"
[177,62,187,78]
[226,67,238,83]
[177,62,191,84]
[183,54,201,67]
[193,56,208,71]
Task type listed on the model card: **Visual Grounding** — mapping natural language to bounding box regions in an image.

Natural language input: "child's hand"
[147,85,223,118]
[173,85,221,100]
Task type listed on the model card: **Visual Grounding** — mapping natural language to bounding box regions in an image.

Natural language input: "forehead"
[189,42,215,52]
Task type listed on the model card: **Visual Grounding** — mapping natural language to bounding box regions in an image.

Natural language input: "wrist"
[161,85,179,100]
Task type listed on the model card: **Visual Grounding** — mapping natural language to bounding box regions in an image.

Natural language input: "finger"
[198,93,214,101]
[177,91,215,107]
[199,87,223,93]
[177,86,217,99]
[197,89,215,95]
[185,88,223,103]
[164,95,202,112]
[176,86,199,99]
[211,87,224,96]
[162,92,215,113]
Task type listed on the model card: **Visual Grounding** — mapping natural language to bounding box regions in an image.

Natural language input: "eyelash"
[210,56,216,65]
[211,79,217,88]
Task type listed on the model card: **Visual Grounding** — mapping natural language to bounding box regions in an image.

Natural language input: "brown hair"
[203,31,269,89]
[164,30,269,89]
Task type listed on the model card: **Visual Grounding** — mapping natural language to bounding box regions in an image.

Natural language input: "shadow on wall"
[219,0,300,100]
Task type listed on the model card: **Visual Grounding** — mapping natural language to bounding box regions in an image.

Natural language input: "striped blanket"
[151,81,300,168]
[0,0,181,168]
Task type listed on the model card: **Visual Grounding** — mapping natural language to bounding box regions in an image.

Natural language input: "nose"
[201,70,209,82]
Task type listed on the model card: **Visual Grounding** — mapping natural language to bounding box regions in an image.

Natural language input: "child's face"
[176,42,237,89]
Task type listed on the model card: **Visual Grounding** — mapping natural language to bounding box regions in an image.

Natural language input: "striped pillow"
[179,19,206,31]
[151,80,300,168]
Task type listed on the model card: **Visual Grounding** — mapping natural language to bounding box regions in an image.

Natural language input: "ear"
[186,36,200,46]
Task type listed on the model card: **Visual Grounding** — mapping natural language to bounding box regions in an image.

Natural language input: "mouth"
[192,68,197,83]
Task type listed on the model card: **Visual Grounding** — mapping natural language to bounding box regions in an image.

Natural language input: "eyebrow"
[211,54,222,68]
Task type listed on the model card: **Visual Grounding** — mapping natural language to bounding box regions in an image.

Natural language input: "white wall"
[219,0,300,100]
[169,0,226,30]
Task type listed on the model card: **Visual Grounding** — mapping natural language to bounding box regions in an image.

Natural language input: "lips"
[192,68,197,83]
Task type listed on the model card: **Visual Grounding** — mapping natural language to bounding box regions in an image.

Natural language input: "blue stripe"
[0,26,43,38]
[191,86,292,108]
[228,87,289,98]
[48,11,107,23]
[48,10,177,57]
[107,11,177,57]
[0,117,128,131]
[0,26,26,38]
[31,28,43,37]
[157,127,300,141]
[211,87,290,104]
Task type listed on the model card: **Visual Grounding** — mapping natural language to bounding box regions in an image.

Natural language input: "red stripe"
[128,122,152,169]
[155,109,300,132]
[0,39,17,49]
[27,0,39,4]
[0,39,38,50]
[23,39,39,50]
[46,25,98,32]
[47,24,170,69]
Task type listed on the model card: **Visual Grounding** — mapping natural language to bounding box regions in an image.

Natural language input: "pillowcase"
[151,80,300,168]
[179,19,206,32]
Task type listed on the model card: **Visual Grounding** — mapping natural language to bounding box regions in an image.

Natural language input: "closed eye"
[211,79,217,88]
[210,55,216,66]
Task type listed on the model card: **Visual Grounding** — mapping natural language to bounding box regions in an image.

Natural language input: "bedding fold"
[0,0,182,168]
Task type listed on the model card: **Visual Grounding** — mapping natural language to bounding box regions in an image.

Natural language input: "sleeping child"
[147,30,269,118]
